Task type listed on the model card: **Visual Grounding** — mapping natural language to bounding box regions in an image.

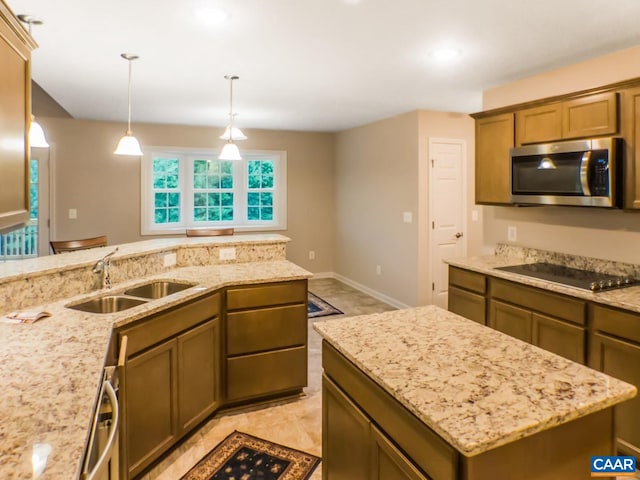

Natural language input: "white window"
[141,148,287,235]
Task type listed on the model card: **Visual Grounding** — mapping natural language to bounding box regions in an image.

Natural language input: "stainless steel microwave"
[509,137,622,208]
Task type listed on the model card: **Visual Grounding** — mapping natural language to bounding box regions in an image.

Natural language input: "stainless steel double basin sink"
[67,281,196,314]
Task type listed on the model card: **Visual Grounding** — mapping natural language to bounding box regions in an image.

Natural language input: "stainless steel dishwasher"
[82,366,120,480]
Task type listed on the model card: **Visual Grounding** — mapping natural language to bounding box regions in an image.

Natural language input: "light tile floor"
[140,277,395,480]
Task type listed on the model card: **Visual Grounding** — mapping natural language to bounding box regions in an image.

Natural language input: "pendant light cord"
[127,58,133,135]
[225,75,239,142]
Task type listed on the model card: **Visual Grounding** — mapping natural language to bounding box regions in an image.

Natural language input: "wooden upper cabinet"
[0,2,36,232]
[562,91,618,139]
[515,92,618,146]
[474,113,514,204]
[620,86,640,209]
[515,103,562,145]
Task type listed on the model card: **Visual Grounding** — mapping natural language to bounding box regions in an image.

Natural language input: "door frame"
[427,137,468,305]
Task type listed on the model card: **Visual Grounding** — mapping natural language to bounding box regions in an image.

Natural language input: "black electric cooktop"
[495,262,637,292]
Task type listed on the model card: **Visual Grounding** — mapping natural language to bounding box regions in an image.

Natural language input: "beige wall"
[39,117,335,272]
[481,46,640,263]
[335,110,476,307]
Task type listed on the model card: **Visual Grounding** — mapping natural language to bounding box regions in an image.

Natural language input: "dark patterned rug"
[180,431,321,480]
[307,292,343,318]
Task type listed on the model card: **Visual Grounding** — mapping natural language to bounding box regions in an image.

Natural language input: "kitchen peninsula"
[314,306,636,479]
[0,234,311,479]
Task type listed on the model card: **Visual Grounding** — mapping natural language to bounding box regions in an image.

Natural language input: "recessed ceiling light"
[196,6,228,26]
[343,0,364,5]
[430,47,461,62]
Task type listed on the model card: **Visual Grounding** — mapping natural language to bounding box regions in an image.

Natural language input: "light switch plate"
[403,212,413,223]
[68,208,77,219]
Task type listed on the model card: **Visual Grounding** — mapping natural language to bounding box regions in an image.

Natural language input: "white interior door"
[429,138,466,308]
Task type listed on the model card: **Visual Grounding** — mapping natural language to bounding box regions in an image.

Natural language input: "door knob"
[455,232,463,239]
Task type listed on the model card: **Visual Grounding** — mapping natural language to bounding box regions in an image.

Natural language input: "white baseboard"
[310,272,410,310]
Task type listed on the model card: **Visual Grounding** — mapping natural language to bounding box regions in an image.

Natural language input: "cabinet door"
[562,91,618,139]
[515,103,562,145]
[621,86,640,209]
[532,313,585,364]
[125,340,178,478]
[488,300,532,343]
[178,319,220,434]
[323,374,370,480]
[371,425,428,480]
[589,332,640,457]
[448,286,485,325]
[475,113,514,204]
[0,9,33,231]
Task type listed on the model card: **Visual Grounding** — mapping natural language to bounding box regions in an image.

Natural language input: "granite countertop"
[314,305,637,457]
[447,254,640,314]
[0,259,311,480]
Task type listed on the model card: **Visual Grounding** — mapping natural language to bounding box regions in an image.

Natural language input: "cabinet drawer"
[226,280,307,310]
[226,346,307,401]
[449,266,486,294]
[490,278,585,325]
[227,304,307,356]
[121,293,220,357]
[323,342,457,480]
[448,286,485,325]
[591,305,640,344]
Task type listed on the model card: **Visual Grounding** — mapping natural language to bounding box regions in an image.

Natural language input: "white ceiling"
[7,0,640,132]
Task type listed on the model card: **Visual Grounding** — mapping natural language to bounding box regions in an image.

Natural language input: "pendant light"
[219,75,244,161]
[17,14,49,148]
[114,53,143,156]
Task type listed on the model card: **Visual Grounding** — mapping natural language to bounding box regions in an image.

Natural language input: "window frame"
[141,147,287,235]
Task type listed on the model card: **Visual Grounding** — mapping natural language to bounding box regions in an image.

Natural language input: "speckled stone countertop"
[314,305,637,457]
[446,253,640,314]
[0,259,311,480]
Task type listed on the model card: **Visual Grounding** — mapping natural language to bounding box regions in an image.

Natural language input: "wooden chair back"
[185,228,235,237]
[50,235,108,254]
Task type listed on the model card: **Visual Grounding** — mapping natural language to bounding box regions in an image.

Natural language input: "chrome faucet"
[92,247,119,289]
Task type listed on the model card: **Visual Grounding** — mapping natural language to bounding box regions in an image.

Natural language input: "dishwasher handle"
[85,380,119,480]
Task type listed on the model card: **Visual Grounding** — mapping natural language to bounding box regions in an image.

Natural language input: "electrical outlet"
[219,247,236,261]
[376,265,382,275]
[403,212,413,223]
[471,210,479,222]
[308,250,316,260]
[163,252,177,267]
[507,226,517,242]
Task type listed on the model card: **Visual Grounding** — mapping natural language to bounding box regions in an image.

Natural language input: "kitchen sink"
[124,281,195,299]
[68,295,148,314]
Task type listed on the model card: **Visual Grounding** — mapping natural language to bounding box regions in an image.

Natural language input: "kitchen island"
[314,305,637,479]
[0,234,311,479]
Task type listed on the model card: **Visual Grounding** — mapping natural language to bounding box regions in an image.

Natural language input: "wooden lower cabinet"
[371,425,428,480]
[323,374,371,480]
[448,267,487,325]
[532,313,585,364]
[178,320,220,433]
[125,339,178,478]
[589,305,640,457]
[488,300,531,343]
[323,374,427,480]
[224,280,308,404]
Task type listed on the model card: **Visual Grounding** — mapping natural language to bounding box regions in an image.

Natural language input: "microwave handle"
[580,151,592,196]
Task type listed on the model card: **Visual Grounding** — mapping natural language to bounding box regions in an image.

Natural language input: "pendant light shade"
[114,134,143,156]
[114,53,143,156]
[29,116,49,148]
[219,125,247,141]
[218,75,244,160]
[219,141,242,160]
